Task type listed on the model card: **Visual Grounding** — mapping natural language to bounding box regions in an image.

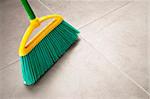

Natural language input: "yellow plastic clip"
[19,14,63,56]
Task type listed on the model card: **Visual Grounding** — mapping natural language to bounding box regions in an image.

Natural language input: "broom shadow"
[25,38,81,91]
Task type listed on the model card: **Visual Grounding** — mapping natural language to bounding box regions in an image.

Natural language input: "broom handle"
[21,0,36,20]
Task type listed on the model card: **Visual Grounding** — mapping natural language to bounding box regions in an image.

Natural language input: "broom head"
[19,14,79,85]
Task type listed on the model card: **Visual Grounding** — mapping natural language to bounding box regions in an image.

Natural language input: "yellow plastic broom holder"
[19,14,63,56]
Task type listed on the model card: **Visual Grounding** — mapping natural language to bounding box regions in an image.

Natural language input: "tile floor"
[0,0,149,99]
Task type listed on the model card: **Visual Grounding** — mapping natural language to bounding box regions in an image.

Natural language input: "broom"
[19,0,79,85]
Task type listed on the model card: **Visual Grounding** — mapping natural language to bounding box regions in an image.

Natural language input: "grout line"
[0,59,19,72]
[78,1,131,30]
[38,0,131,30]
[38,0,55,13]
[80,36,150,96]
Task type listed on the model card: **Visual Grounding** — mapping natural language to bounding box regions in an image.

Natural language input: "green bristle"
[20,20,79,85]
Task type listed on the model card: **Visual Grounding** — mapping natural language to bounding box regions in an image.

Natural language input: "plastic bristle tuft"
[20,20,79,85]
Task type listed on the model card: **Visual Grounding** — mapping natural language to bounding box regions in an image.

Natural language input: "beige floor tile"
[0,39,149,99]
[0,0,53,70]
[41,0,129,28]
[80,1,149,92]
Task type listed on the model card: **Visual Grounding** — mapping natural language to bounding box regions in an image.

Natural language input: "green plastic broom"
[19,0,79,85]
